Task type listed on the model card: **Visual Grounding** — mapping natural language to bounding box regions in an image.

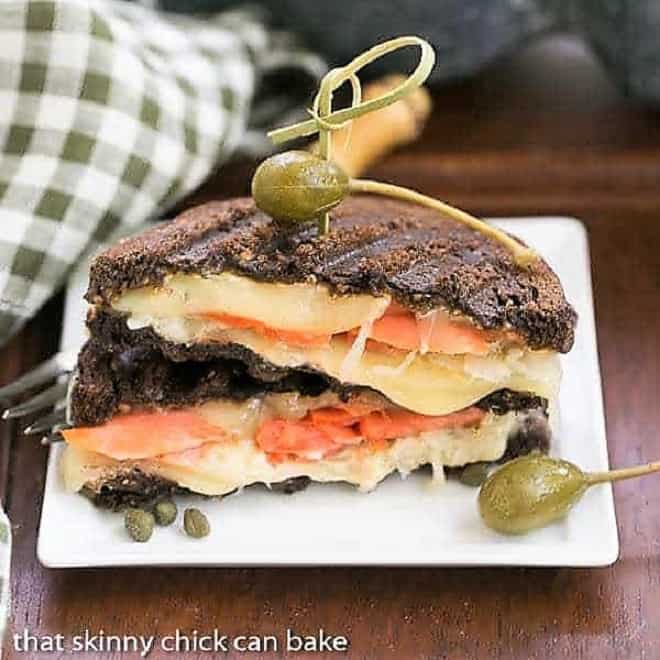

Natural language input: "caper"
[124,508,155,543]
[459,462,490,487]
[478,455,660,535]
[153,499,178,526]
[478,455,586,534]
[251,150,349,224]
[183,508,210,539]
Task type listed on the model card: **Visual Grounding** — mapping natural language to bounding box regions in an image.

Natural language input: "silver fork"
[0,349,78,444]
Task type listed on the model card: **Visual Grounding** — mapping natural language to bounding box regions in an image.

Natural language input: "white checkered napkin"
[0,0,324,344]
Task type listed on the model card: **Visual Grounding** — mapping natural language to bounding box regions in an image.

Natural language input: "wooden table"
[2,35,660,659]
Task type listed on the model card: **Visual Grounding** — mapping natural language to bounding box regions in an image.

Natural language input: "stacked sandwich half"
[61,196,576,508]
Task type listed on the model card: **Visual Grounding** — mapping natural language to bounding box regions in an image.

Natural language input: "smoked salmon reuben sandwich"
[60,195,577,508]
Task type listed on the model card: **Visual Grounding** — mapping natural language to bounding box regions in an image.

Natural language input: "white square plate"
[37,217,618,567]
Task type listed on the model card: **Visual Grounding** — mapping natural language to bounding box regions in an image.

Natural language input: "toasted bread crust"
[87,196,577,352]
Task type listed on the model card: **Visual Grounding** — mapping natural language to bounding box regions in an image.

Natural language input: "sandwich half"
[62,196,576,508]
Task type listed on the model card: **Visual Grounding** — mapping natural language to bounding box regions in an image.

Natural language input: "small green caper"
[251,150,349,224]
[479,454,660,535]
[478,455,587,535]
[124,508,155,543]
[459,462,490,487]
[153,499,178,526]
[183,508,210,539]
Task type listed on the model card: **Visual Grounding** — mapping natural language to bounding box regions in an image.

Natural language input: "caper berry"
[124,508,155,543]
[478,455,587,535]
[153,499,178,526]
[183,508,210,539]
[459,462,490,488]
[251,150,349,224]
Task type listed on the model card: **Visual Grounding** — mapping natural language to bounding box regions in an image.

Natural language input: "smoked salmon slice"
[368,312,491,356]
[198,312,331,347]
[256,420,337,455]
[62,410,224,460]
[256,405,486,461]
[199,304,492,355]
[256,418,361,460]
[358,407,485,443]
[307,402,382,426]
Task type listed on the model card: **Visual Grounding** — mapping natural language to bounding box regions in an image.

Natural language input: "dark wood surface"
[2,35,660,659]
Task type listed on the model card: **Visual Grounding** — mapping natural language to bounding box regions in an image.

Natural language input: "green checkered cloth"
[0,0,324,344]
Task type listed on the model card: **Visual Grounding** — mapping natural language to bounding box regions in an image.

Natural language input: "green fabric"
[0,0,324,344]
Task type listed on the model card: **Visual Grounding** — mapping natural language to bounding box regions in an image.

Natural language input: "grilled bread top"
[87,196,577,352]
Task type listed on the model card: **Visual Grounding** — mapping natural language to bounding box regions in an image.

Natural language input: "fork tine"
[23,407,68,435]
[2,381,69,420]
[0,350,76,400]
[41,432,64,446]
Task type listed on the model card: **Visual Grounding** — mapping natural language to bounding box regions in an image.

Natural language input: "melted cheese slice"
[62,412,518,495]
[127,316,561,417]
[113,272,391,335]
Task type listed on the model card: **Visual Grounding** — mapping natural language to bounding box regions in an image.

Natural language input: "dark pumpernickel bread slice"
[86,196,577,353]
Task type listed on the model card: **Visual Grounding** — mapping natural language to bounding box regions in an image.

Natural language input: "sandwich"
[61,195,576,509]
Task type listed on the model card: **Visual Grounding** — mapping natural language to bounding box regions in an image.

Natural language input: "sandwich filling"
[114,272,516,354]
[111,272,561,417]
[61,390,545,496]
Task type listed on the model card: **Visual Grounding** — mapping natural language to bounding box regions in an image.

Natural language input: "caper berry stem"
[349,179,538,266]
[268,37,435,145]
[316,68,336,234]
[317,71,334,162]
[318,214,330,234]
[586,461,660,485]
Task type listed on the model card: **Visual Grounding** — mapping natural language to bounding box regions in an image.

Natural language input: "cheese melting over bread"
[62,411,521,496]
[114,272,391,335]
